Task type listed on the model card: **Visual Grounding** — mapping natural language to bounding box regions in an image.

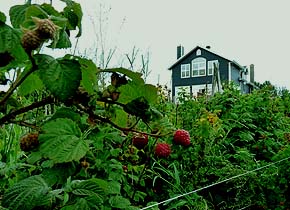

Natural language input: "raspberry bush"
[0,1,290,210]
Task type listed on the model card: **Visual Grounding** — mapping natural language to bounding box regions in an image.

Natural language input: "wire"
[140,156,290,210]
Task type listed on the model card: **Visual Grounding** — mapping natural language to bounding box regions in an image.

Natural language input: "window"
[181,64,190,78]
[192,84,212,97]
[207,60,219,76]
[196,49,201,56]
[174,86,190,103]
[192,57,206,77]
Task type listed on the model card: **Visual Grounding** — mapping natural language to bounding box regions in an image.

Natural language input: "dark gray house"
[168,45,255,101]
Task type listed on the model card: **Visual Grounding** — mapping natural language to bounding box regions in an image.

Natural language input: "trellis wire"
[141,156,290,210]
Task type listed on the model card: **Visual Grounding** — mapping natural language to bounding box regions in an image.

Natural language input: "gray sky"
[1,0,290,89]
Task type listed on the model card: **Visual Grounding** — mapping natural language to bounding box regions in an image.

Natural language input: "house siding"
[169,46,255,100]
[230,65,241,84]
[171,47,229,98]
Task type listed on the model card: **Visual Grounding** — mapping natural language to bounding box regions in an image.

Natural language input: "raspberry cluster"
[155,143,171,158]
[32,17,58,39]
[173,129,191,146]
[20,133,39,151]
[132,134,148,150]
[21,17,59,53]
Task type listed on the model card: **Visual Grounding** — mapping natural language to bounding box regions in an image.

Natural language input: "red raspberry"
[173,129,191,146]
[155,143,171,158]
[132,134,148,150]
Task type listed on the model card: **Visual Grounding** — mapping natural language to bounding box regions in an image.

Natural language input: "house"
[168,45,256,101]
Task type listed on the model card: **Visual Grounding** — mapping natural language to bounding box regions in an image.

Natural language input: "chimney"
[177,45,184,59]
[249,64,254,83]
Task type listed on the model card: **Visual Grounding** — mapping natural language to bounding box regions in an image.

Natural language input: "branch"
[0,96,54,125]
[7,120,39,130]
[76,103,170,138]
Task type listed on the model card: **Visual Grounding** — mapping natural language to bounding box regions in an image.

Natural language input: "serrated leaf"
[78,57,98,94]
[18,72,44,96]
[107,181,121,194]
[39,118,89,163]
[0,24,28,67]
[109,195,131,209]
[2,175,51,210]
[103,67,144,84]
[40,3,61,16]
[42,163,76,186]
[52,29,71,49]
[35,54,82,101]
[9,4,30,28]
[50,107,81,123]
[50,15,68,28]
[62,0,83,37]
[0,11,6,23]
[71,179,106,206]
[113,108,128,127]
[27,151,42,164]
[118,81,158,104]
[25,4,48,20]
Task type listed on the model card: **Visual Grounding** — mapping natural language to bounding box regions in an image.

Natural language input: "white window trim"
[174,86,191,103]
[192,84,212,97]
[192,57,206,77]
[196,49,201,56]
[207,60,219,76]
[180,64,190,78]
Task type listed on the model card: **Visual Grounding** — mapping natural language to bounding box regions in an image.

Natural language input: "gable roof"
[168,46,241,70]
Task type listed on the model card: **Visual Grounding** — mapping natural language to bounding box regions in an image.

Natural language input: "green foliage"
[79,57,98,94]
[0,11,6,23]
[2,175,52,210]
[0,23,28,67]
[61,0,83,37]
[18,72,44,96]
[1,1,290,210]
[39,118,89,164]
[35,54,82,101]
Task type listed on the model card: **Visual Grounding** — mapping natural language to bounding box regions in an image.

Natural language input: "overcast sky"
[1,0,290,89]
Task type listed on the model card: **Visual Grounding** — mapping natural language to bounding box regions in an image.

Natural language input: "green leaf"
[62,0,83,37]
[35,54,82,101]
[123,96,151,121]
[9,4,30,28]
[27,151,42,164]
[40,3,61,17]
[78,57,98,94]
[104,67,144,84]
[68,178,108,208]
[54,29,72,48]
[109,195,131,209]
[118,81,158,104]
[107,181,121,194]
[50,15,68,28]
[50,107,81,123]
[25,4,48,20]
[72,179,105,197]
[113,108,128,127]
[18,72,44,96]
[39,118,89,164]
[2,175,51,210]
[0,11,6,23]
[42,163,76,186]
[0,24,28,67]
